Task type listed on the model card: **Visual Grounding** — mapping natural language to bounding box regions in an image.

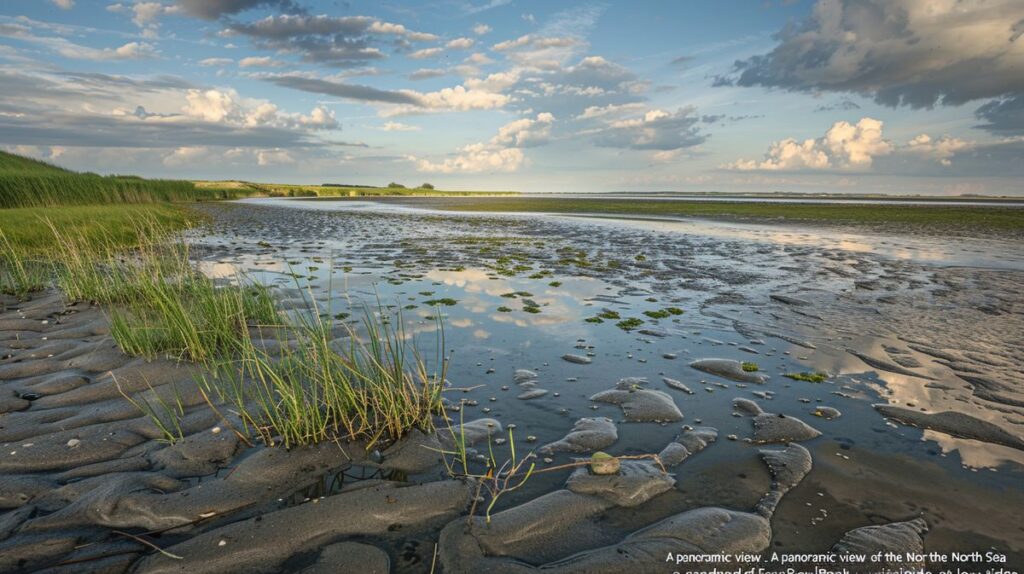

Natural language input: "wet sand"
[1,198,1022,572]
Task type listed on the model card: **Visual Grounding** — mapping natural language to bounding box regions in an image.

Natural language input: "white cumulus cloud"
[446,37,475,50]
[239,56,285,68]
[727,117,893,171]
[415,144,524,174]
[413,112,554,173]
[904,134,973,166]
[380,121,421,132]
[409,47,443,60]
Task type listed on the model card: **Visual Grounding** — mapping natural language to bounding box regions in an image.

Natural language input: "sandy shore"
[1,200,1022,572]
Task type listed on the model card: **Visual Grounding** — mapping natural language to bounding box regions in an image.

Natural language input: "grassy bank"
[435,197,1024,232]
[0,204,194,254]
[0,152,204,296]
[0,204,197,298]
[0,151,266,208]
[0,151,199,208]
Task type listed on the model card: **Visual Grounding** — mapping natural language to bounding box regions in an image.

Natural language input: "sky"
[1,0,1022,194]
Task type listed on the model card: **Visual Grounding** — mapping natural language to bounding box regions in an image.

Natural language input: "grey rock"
[755,443,813,517]
[590,384,682,422]
[518,389,549,400]
[513,369,538,384]
[437,436,810,573]
[534,507,772,573]
[690,359,768,384]
[832,518,929,570]
[379,428,443,474]
[812,406,842,420]
[661,377,694,394]
[734,398,821,444]
[659,426,719,467]
[658,442,690,467]
[139,480,472,574]
[732,398,763,416]
[539,418,618,455]
[440,419,503,449]
[566,460,675,507]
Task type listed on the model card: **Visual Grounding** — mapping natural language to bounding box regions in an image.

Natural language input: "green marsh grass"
[199,305,447,448]
[46,217,278,361]
[0,204,193,255]
[115,375,187,443]
[440,197,1024,233]
[783,371,828,383]
[0,150,260,208]
[615,317,643,331]
[0,172,198,208]
[109,280,277,362]
[0,228,48,298]
[41,214,448,449]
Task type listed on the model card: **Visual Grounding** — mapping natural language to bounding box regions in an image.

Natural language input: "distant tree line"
[321,182,435,189]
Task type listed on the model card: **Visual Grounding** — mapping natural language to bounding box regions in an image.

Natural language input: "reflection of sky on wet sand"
[564,216,1024,270]
[796,335,1024,470]
[196,200,1024,497]
[920,431,1024,470]
[240,198,1024,271]
[424,268,606,335]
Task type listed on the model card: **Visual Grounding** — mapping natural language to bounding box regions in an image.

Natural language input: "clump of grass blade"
[46,216,277,362]
[199,305,446,449]
[0,228,48,298]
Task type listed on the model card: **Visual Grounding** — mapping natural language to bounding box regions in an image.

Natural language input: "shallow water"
[530,193,1024,207]
[239,197,1024,270]
[190,199,1024,565]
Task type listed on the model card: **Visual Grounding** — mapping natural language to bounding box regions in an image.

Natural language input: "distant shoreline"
[544,191,1024,204]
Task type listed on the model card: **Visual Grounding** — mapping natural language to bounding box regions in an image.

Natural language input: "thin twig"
[111,530,183,560]
[429,542,439,574]
[444,384,485,392]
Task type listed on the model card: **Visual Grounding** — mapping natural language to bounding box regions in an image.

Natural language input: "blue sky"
[1,0,1022,194]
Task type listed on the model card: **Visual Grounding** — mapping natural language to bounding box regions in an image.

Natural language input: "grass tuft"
[0,228,48,299]
[783,371,828,383]
[615,317,643,331]
[200,306,446,449]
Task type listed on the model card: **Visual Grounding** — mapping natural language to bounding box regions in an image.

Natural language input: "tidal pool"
[187,199,1024,567]
[5,197,1018,572]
